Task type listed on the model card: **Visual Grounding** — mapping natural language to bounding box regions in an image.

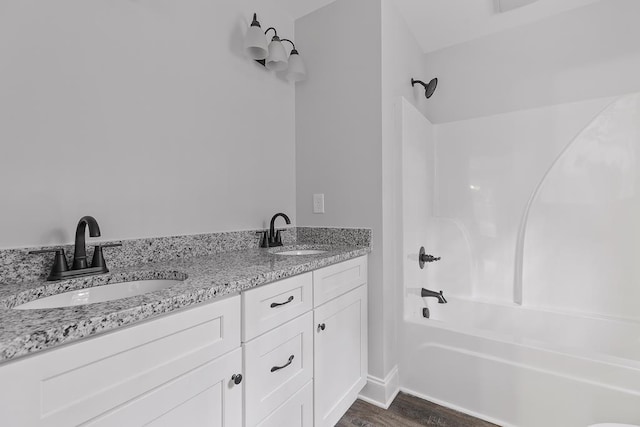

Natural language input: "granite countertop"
[0,244,369,364]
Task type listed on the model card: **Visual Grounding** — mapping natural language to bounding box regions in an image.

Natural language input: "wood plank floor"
[336,392,500,427]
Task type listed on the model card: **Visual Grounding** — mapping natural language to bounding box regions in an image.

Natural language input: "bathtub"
[399,296,640,427]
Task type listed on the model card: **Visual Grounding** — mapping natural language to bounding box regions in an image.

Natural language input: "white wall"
[0,0,295,248]
[423,0,640,123]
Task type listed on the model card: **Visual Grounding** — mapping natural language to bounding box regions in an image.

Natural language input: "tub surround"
[0,227,371,363]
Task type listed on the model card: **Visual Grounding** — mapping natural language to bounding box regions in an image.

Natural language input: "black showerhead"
[411,77,438,99]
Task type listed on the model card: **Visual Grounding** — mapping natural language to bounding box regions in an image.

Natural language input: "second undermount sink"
[13,279,183,310]
[274,249,327,256]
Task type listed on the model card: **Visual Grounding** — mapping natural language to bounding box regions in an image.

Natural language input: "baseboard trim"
[358,366,400,409]
[399,387,512,427]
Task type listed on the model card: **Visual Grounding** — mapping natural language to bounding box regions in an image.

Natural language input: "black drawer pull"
[270,355,295,372]
[270,295,294,308]
[231,373,243,385]
[317,323,326,332]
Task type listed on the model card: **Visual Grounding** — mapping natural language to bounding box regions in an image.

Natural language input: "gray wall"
[295,0,384,379]
[0,0,296,248]
[296,0,430,401]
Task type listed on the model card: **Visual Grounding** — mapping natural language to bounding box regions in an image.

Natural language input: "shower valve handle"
[419,246,440,269]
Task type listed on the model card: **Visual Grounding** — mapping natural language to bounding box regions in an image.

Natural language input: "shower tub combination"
[398,93,640,426]
[400,297,640,427]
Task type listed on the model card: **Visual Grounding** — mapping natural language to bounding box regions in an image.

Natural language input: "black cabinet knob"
[317,323,326,332]
[231,374,243,385]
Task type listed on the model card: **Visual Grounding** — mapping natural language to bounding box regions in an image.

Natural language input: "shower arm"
[411,78,428,89]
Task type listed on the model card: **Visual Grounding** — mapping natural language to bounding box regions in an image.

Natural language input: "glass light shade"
[285,52,306,82]
[244,25,269,60]
[265,39,288,71]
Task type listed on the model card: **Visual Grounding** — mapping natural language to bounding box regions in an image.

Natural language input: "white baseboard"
[358,366,400,409]
[399,387,512,427]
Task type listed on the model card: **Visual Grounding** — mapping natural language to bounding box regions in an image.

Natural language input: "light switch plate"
[313,193,325,214]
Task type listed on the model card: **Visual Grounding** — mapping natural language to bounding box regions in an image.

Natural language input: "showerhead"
[411,77,438,99]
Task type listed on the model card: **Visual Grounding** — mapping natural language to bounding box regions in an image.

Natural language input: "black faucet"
[421,288,447,304]
[260,213,291,247]
[29,216,121,281]
[72,216,102,270]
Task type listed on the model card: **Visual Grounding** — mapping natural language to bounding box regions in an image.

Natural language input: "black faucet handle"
[29,248,69,278]
[90,243,121,270]
[418,246,441,269]
[256,231,269,248]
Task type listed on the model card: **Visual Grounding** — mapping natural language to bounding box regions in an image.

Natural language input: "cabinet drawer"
[242,272,312,342]
[0,294,241,426]
[256,380,313,427]
[244,311,313,427]
[313,256,367,307]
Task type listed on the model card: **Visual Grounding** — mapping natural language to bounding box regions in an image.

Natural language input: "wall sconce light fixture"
[243,13,307,82]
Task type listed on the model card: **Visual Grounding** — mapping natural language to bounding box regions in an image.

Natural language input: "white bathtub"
[399,296,640,427]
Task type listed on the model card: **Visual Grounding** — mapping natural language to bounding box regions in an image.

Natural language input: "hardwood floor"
[336,392,500,427]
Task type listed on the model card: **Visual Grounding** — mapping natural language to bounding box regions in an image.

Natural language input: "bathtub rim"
[406,295,640,371]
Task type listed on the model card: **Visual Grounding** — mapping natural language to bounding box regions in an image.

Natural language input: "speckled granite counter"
[0,229,370,364]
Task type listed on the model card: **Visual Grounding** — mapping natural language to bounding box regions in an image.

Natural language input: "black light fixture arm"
[281,38,299,54]
[265,27,278,38]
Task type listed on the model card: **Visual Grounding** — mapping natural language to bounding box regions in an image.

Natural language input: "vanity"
[0,237,369,427]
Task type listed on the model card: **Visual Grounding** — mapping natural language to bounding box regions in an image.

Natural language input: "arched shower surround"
[519,93,640,320]
[398,94,640,427]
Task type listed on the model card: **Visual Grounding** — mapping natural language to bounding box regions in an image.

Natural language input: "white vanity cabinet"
[0,254,368,427]
[0,294,243,427]
[312,256,368,427]
[242,255,368,427]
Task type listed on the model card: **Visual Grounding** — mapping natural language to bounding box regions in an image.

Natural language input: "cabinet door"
[0,295,241,426]
[85,347,243,427]
[313,285,368,427]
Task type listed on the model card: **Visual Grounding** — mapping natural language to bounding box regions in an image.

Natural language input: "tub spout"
[422,288,447,304]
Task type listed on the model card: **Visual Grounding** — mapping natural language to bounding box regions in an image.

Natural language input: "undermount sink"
[274,249,327,256]
[13,279,183,310]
